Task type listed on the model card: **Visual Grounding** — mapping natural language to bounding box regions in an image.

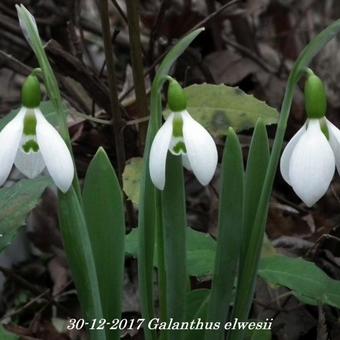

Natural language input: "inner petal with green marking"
[170,113,187,155]
[22,139,39,153]
[21,111,39,153]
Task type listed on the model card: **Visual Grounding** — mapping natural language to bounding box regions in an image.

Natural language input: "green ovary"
[22,139,39,153]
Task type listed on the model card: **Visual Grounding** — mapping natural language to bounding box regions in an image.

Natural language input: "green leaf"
[0,101,67,131]
[123,157,143,206]
[161,154,187,339]
[83,147,125,340]
[0,177,51,252]
[126,226,272,278]
[186,228,216,277]
[259,255,340,308]
[58,188,106,340]
[185,289,210,322]
[0,326,19,340]
[205,128,244,340]
[165,84,278,136]
[242,120,270,261]
[250,330,271,340]
[184,289,210,340]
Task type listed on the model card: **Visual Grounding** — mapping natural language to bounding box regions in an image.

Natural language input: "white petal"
[280,123,306,185]
[149,114,174,190]
[0,108,26,185]
[182,154,192,171]
[14,137,45,178]
[35,109,74,192]
[326,119,340,175]
[289,119,335,207]
[182,111,218,185]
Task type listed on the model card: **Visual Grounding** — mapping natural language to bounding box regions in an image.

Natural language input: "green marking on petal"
[22,139,39,153]
[172,141,187,155]
[173,116,184,137]
[23,112,37,136]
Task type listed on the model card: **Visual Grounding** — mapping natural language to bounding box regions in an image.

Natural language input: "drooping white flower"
[149,110,218,190]
[280,118,340,207]
[280,70,340,207]
[149,78,218,190]
[0,75,74,193]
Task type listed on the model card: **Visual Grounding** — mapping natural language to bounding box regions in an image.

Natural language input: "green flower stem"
[229,18,340,340]
[137,28,204,340]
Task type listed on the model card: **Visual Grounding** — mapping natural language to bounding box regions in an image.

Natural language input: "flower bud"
[21,75,41,108]
[304,70,327,119]
[167,77,187,112]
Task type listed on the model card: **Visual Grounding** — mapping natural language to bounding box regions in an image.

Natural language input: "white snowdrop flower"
[0,75,74,193]
[280,70,339,207]
[149,78,218,190]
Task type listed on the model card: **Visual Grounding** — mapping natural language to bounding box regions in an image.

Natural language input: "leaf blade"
[58,188,106,340]
[83,147,125,340]
[205,128,244,340]
[161,153,187,340]
[259,255,340,309]
[166,84,278,136]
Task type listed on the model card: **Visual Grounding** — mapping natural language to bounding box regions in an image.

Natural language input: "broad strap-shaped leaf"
[241,120,272,265]
[58,188,106,340]
[161,153,187,340]
[205,128,244,340]
[83,147,125,340]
